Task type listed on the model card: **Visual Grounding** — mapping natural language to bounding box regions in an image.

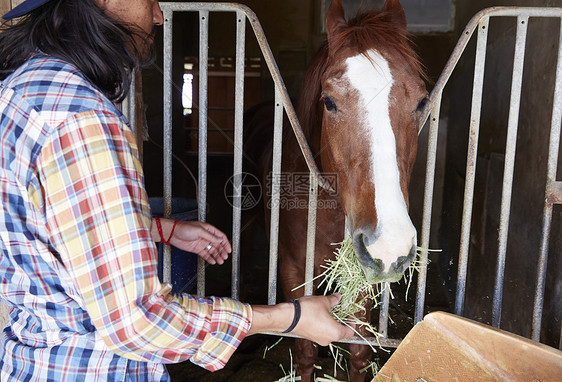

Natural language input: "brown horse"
[244,0,427,380]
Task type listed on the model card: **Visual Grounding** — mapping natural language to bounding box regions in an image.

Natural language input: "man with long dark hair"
[0,0,353,380]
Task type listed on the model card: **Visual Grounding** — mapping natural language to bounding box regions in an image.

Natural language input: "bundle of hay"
[318,238,382,336]
[315,237,430,339]
[316,237,383,339]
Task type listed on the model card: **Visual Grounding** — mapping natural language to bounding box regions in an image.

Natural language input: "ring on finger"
[205,243,212,251]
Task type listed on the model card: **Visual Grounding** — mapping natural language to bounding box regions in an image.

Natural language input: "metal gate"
[419,6,562,348]
[127,4,562,351]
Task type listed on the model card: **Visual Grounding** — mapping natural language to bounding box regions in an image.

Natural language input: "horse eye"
[416,96,429,113]
[322,96,338,112]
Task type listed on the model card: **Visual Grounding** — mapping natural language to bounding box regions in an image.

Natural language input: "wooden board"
[376,311,562,382]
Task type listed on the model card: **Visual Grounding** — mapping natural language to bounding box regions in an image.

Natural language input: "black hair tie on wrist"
[282,299,301,333]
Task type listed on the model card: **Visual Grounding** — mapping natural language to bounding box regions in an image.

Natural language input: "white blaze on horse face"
[345,49,417,273]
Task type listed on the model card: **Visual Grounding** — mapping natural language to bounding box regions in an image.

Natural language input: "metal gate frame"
[419,7,562,348]
[127,4,562,351]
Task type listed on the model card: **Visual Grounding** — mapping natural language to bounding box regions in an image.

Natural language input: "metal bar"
[492,15,528,328]
[230,11,246,300]
[162,3,562,18]
[532,19,562,342]
[549,182,562,204]
[162,9,174,284]
[304,174,318,296]
[419,7,562,132]
[378,283,390,338]
[455,16,489,316]
[479,7,562,18]
[128,72,136,136]
[161,2,256,13]
[262,331,401,348]
[268,89,284,305]
[415,92,442,323]
[197,10,209,297]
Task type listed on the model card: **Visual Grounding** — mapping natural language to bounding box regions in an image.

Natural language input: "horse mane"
[297,6,426,145]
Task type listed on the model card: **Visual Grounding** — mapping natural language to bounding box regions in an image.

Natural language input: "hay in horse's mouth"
[316,238,383,342]
[319,238,428,337]
[293,238,433,347]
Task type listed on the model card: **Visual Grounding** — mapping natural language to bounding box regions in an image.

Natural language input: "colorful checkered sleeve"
[37,109,251,370]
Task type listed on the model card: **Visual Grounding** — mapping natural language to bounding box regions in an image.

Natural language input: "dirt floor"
[163,259,448,382]
[166,334,395,381]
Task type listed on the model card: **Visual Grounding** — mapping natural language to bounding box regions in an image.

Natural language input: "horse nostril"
[353,232,383,273]
[396,256,408,269]
[392,245,416,273]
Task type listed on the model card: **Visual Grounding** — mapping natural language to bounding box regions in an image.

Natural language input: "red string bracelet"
[165,219,179,245]
[154,216,165,243]
[154,217,179,245]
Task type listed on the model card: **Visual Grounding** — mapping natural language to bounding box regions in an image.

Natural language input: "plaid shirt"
[0,55,251,381]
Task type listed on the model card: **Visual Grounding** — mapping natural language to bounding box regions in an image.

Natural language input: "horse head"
[303,0,427,283]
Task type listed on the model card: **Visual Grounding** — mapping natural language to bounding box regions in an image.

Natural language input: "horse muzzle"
[352,226,417,283]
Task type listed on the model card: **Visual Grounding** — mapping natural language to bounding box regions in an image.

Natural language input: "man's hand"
[151,218,232,265]
[248,294,355,346]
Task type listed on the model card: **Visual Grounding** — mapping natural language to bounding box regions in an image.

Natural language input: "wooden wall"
[0,0,23,18]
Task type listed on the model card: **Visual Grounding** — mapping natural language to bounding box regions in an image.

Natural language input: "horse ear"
[383,0,407,29]
[326,0,347,52]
